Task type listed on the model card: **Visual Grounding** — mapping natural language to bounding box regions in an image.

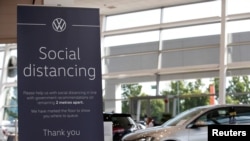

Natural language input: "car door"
[187,125,208,141]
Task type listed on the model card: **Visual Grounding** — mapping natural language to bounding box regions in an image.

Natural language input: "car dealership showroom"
[1,0,250,141]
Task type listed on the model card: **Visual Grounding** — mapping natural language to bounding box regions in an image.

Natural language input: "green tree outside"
[121,83,142,113]
[120,76,250,123]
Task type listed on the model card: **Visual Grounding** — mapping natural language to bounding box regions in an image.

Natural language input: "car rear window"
[103,113,136,129]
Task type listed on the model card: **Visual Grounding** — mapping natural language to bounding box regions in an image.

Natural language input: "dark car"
[103,113,142,141]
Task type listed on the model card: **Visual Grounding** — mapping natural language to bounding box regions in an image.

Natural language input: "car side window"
[194,108,230,126]
[232,107,250,124]
[209,109,231,124]
[194,106,250,126]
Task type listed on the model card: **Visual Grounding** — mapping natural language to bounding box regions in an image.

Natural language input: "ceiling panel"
[0,0,209,43]
[74,0,208,15]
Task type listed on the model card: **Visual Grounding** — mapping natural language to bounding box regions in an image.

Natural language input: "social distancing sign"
[17,5,104,141]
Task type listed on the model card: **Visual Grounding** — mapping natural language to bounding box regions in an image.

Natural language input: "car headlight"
[137,136,154,141]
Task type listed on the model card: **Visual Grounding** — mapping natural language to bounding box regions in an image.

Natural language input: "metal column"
[219,0,228,104]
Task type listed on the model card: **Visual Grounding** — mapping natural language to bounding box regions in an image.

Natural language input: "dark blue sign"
[17,5,104,141]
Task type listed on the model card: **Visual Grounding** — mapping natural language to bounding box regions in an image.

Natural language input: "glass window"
[162,105,209,126]
[6,49,17,83]
[105,9,161,31]
[228,0,250,15]
[228,20,250,34]
[0,49,4,67]
[139,81,157,96]
[2,86,18,121]
[104,30,159,47]
[163,1,220,23]
[0,70,2,79]
[162,23,220,40]
[194,106,250,126]
[206,109,229,124]
[234,107,250,124]
[0,46,5,86]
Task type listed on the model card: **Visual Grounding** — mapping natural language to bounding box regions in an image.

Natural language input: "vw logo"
[52,18,66,32]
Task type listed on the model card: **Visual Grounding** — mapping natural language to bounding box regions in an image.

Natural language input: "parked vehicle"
[135,122,146,130]
[104,113,142,141]
[0,120,18,141]
[122,104,250,141]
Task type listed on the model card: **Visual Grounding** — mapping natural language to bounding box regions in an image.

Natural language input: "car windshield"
[162,105,210,126]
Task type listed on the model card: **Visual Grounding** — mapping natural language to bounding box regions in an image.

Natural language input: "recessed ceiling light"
[107,5,116,9]
[104,4,116,9]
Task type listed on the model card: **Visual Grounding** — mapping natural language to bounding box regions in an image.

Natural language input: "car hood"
[123,125,183,140]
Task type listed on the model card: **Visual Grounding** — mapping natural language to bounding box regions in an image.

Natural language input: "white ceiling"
[0,0,210,43]
[47,0,210,15]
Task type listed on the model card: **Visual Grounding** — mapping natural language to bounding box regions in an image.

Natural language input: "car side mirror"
[188,121,207,128]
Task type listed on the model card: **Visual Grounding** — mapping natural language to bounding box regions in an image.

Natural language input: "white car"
[0,120,18,141]
[122,104,250,141]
